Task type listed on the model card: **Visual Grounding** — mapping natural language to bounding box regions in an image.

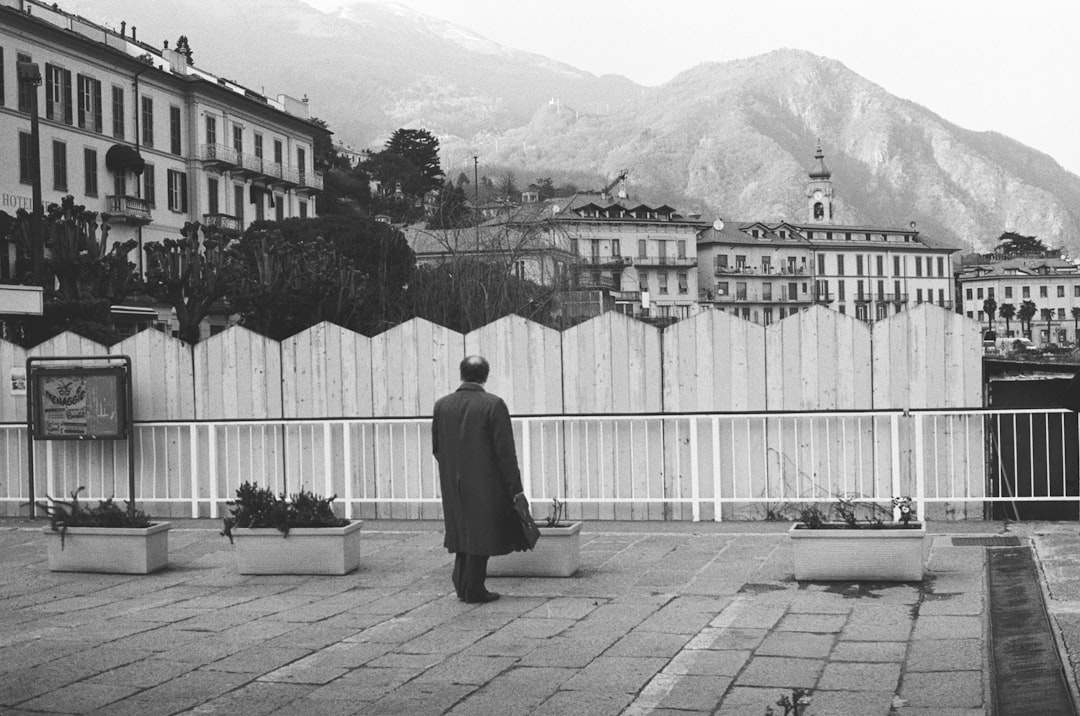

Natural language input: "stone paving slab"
[0,518,1075,714]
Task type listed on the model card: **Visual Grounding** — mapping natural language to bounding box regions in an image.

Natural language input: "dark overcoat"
[432,383,524,556]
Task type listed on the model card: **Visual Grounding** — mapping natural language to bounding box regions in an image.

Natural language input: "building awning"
[105,144,145,175]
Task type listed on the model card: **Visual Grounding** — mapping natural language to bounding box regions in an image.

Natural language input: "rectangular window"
[84,147,97,196]
[817,254,825,274]
[966,288,973,300]
[838,280,845,300]
[143,165,155,207]
[275,194,283,222]
[233,125,243,153]
[856,280,865,301]
[234,184,244,224]
[894,280,901,299]
[788,282,798,300]
[678,271,688,294]
[1058,285,1066,298]
[612,241,621,257]
[659,272,669,295]
[939,289,945,304]
[273,139,283,165]
[1023,286,1030,298]
[170,105,181,155]
[894,256,901,275]
[111,86,125,138]
[877,280,885,299]
[977,288,983,299]
[1059,308,1066,319]
[1005,286,1013,298]
[1040,285,1048,298]
[167,169,188,212]
[988,287,995,299]
[299,200,308,219]
[52,140,67,191]
[207,177,219,215]
[915,257,923,277]
[297,147,307,184]
[17,52,33,113]
[114,171,126,197]
[19,132,33,183]
[715,281,728,296]
[735,255,746,270]
[876,256,883,276]
[1075,286,1080,298]
[761,256,771,273]
[736,282,747,300]
[638,272,648,292]
[141,95,154,146]
[856,255,864,276]
[677,240,686,259]
[916,288,923,303]
[836,255,845,276]
[937,257,945,276]
[45,64,73,124]
[716,254,728,269]
[638,239,646,258]
[254,133,263,159]
[205,116,217,146]
[76,74,102,132]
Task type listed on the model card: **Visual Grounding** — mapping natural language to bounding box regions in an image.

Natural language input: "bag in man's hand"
[512,494,540,551]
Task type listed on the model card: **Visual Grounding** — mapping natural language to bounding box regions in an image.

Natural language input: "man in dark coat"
[433,355,528,604]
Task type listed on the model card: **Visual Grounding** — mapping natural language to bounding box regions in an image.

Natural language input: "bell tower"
[806,140,834,224]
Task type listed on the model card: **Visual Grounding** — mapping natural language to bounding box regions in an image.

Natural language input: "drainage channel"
[987,545,1077,715]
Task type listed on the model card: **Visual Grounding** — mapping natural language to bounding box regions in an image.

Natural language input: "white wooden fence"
[0,305,989,520]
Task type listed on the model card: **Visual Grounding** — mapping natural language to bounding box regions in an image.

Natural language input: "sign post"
[25,356,134,518]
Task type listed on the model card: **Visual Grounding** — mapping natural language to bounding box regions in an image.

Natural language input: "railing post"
[521,421,532,499]
[342,422,352,520]
[323,422,333,500]
[913,413,927,522]
[891,414,902,521]
[208,426,219,519]
[189,424,199,518]
[690,417,700,522]
[712,416,722,522]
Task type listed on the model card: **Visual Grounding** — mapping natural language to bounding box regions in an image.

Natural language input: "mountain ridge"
[60,0,1080,254]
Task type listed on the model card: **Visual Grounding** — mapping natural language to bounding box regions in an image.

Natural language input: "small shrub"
[33,486,150,548]
[221,481,348,543]
[544,497,567,528]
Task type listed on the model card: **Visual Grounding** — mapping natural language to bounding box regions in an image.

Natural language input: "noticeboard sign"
[31,367,128,440]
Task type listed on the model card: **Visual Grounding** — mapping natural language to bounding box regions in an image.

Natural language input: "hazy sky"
[301,0,1080,176]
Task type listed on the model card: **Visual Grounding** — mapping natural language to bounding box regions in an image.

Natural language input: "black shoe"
[464,591,500,604]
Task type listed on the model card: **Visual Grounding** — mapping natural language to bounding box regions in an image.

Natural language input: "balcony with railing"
[106,195,152,224]
[583,255,633,268]
[202,213,243,236]
[813,289,834,303]
[200,143,240,168]
[635,255,697,267]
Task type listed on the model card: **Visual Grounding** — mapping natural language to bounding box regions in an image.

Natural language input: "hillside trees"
[227,216,415,338]
[997,231,1050,258]
[2,196,140,346]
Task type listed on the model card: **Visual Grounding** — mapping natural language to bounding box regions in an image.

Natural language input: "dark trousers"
[451,553,489,601]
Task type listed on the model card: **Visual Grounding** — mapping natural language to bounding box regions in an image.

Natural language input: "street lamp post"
[16,61,45,289]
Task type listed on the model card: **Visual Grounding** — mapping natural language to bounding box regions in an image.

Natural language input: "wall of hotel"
[960,275,1080,342]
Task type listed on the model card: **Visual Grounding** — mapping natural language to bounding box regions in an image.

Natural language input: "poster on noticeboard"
[31,367,127,440]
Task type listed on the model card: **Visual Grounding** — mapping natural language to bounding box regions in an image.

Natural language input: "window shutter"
[45,64,54,119]
[77,77,86,128]
[93,81,102,133]
[180,172,188,213]
[62,70,73,125]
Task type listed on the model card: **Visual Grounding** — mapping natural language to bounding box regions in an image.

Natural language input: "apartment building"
[697,144,959,324]
[0,0,327,287]
[957,257,1080,345]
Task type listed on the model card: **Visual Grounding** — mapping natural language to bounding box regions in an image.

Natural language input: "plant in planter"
[765,688,813,716]
[489,498,584,578]
[35,487,171,574]
[789,494,926,582]
[222,482,363,575]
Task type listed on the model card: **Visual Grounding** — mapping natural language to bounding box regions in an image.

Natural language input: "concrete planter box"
[789,523,926,581]
[489,522,583,577]
[44,522,171,574]
[230,521,363,575]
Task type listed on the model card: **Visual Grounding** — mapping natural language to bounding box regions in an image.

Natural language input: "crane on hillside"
[600,170,628,201]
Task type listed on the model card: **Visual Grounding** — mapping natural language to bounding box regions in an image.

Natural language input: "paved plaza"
[0,518,1077,715]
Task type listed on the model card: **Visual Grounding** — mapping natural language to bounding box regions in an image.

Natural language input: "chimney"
[132,26,137,41]
[120,20,126,36]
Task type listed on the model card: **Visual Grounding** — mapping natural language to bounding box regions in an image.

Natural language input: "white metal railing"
[1,408,1076,521]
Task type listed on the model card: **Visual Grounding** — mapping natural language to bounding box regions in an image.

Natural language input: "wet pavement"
[0,518,1076,715]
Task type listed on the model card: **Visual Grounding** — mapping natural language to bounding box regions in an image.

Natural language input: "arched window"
[813,202,824,219]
